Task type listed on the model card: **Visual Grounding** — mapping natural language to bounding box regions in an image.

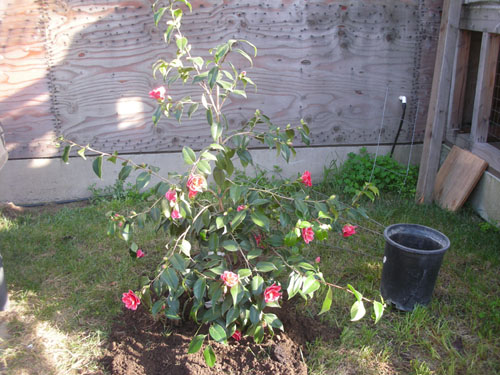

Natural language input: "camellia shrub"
[59,0,383,367]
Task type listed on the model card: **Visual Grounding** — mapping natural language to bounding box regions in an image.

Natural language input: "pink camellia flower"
[118,222,123,227]
[232,330,242,341]
[301,227,314,244]
[165,189,177,202]
[122,290,140,310]
[136,249,145,258]
[187,174,207,199]
[342,224,358,238]
[220,271,239,288]
[301,170,312,187]
[315,256,321,263]
[264,283,282,303]
[149,86,166,101]
[237,205,246,212]
[171,210,181,219]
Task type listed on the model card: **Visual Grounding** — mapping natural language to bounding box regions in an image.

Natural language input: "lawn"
[0,195,499,374]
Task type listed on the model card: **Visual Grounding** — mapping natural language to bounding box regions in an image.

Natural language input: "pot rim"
[383,223,450,255]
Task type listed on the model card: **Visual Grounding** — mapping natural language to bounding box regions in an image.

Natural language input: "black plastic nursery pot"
[380,224,450,312]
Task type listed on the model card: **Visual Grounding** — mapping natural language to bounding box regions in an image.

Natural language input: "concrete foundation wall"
[0,145,422,205]
[470,172,500,226]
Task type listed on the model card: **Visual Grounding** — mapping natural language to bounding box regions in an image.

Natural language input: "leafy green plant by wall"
[337,148,418,197]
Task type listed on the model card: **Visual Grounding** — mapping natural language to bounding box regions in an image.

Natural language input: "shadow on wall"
[0,0,181,162]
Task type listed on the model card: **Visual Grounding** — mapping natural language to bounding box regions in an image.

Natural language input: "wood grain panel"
[1,0,443,159]
[433,145,488,211]
[0,0,56,159]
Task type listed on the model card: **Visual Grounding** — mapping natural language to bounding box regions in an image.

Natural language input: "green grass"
[1,196,499,374]
[0,201,164,373]
[307,196,500,375]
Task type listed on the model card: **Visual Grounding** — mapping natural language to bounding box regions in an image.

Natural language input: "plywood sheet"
[433,146,488,211]
[0,0,443,159]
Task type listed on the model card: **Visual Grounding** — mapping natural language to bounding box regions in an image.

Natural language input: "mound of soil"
[101,301,340,375]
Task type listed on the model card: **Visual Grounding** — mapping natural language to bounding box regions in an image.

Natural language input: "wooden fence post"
[416,0,462,204]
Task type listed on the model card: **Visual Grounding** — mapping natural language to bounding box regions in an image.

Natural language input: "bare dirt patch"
[101,301,340,375]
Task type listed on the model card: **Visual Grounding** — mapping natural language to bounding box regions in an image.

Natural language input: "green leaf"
[203,345,216,367]
[302,275,320,295]
[251,275,264,295]
[206,108,213,125]
[136,171,151,190]
[294,198,309,217]
[62,145,71,163]
[284,231,299,247]
[211,122,222,142]
[208,233,219,252]
[226,306,239,326]
[237,268,252,278]
[250,198,270,206]
[152,105,163,126]
[373,301,384,324]
[194,71,209,85]
[77,147,87,160]
[161,268,179,291]
[216,216,225,230]
[350,300,366,321]
[213,167,225,187]
[214,43,230,64]
[188,56,204,70]
[251,211,270,232]
[232,89,247,98]
[182,146,196,165]
[118,165,132,181]
[193,277,206,300]
[208,66,219,89]
[107,151,118,164]
[176,0,192,11]
[229,185,242,203]
[279,212,291,227]
[188,103,199,118]
[250,305,261,324]
[247,249,262,260]
[197,160,212,174]
[230,283,243,305]
[297,262,315,272]
[255,261,277,273]
[209,324,227,343]
[210,143,225,151]
[347,284,363,302]
[254,324,264,343]
[230,210,246,229]
[319,287,333,315]
[170,253,186,272]
[121,222,131,241]
[287,273,302,300]
[92,155,103,178]
[263,313,284,331]
[152,300,164,317]
[222,240,238,252]
[234,48,253,66]
[154,7,167,26]
[179,240,191,257]
[188,334,206,354]
[176,36,188,51]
